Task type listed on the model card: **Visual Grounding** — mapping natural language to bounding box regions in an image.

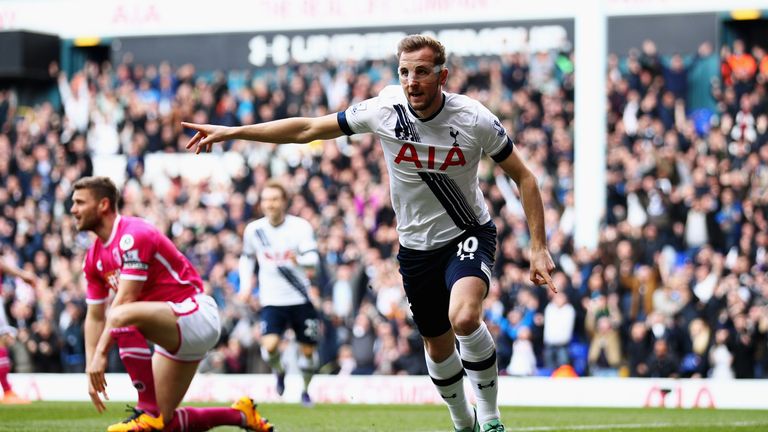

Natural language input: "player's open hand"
[529,248,557,293]
[181,122,230,154]
[86,353,109,412]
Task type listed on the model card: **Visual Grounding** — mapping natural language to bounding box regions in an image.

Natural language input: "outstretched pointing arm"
[183,113,344,154]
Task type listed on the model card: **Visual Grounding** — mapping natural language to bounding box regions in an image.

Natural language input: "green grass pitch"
[0,402,766,431]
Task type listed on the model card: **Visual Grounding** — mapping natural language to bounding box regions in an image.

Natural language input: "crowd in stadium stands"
[0,36,767,381]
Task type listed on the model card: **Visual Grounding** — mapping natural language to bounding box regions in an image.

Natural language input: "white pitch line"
[427,420,768,432]
[512,421,768,431]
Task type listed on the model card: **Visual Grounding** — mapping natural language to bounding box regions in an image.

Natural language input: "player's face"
[398,47,446,117]
[260,187,286,224]
[70,189,102,232]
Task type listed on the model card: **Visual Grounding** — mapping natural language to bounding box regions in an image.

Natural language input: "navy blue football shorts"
[397,221,497,338]
[259,303,319,345]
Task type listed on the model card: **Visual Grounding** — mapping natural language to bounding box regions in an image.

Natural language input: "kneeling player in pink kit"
[72,176,274,432]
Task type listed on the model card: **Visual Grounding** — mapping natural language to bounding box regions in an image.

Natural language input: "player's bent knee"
[450,311,482,336]
[106,304,134,328]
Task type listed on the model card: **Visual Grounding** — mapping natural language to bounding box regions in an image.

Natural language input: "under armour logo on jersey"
[449,127,460,146]
[478,380,495,390]
[394,104,421,142]
[441,393,458,399]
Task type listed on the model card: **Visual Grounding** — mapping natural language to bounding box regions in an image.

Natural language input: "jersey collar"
[407,92,445,123]
[103,214,122,246]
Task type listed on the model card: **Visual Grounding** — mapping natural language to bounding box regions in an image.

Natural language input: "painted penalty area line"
[509,421,768,431]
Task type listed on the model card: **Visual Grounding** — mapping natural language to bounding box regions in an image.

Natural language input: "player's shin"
[297,351,317,392]
[261,346,284,374]
[0,346,12,393]
[457,322,500,425]
[111,326,159,415]
[426,349,475,430]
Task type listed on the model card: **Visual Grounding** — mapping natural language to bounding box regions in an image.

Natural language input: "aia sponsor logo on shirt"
[394,143,466,171]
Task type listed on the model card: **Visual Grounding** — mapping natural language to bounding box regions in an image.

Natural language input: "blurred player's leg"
[425,335,476,432]
[0,342,29,404]
[260,334,285,396]
[297,345,316,406]
[457,321,501,430]
[111,326,158,415]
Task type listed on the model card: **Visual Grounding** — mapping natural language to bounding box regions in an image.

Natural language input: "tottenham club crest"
[119,234,135,251]
[492,119,506,137]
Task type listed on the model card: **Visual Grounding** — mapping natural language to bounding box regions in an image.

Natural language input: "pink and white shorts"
[155,294,221,362]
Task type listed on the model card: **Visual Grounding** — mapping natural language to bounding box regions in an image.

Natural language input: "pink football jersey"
[83,216,203,304]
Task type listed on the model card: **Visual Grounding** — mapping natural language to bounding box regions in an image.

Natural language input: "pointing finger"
[542,271,558,293]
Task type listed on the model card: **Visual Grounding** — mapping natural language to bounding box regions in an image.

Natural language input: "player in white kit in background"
[239,180,320,406]
[183,34,558,432]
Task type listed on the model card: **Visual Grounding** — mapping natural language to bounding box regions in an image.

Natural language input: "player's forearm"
[93,324,115,359]
[518,174,548,251]
[84,313,105,365]
[232,117,322,144]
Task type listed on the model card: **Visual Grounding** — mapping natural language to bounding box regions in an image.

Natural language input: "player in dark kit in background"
[183,34,557,432]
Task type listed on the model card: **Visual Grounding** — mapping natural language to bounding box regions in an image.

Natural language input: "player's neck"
[268,215,285,227]
[95,213,119,243]
[409,92,445,120]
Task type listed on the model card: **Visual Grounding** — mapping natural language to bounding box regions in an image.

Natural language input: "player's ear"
[439,67,448,86]
[98,197,111,213]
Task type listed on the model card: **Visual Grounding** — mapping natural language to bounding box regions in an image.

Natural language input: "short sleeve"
[297,219,318,256]
[477,107,514,162]
[337,95,383,136]
[83,251,108,304]
[296,219,319,267]
[242,223,257,258]
[118,228,155,282]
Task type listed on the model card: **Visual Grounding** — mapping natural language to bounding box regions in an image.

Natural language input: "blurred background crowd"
[1,36,767,380]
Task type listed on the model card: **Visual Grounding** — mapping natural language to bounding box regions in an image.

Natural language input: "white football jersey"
[338,85,513,250]
[240,215,318,306]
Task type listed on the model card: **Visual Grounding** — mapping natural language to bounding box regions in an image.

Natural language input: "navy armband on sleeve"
[337,111,354,136]
[490,137,514,162]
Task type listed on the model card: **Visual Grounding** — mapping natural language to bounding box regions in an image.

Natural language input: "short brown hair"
[397,34,446,66]
[263,179,288,200]
[73,176,120,211]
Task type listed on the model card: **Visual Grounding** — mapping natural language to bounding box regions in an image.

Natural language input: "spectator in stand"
[646,338,679,378]
[542,291,575,370]
[587,316,622,377]
[626,321,652,377]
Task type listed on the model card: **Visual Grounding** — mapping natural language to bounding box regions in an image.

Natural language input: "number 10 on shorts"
[456,236,478,261]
